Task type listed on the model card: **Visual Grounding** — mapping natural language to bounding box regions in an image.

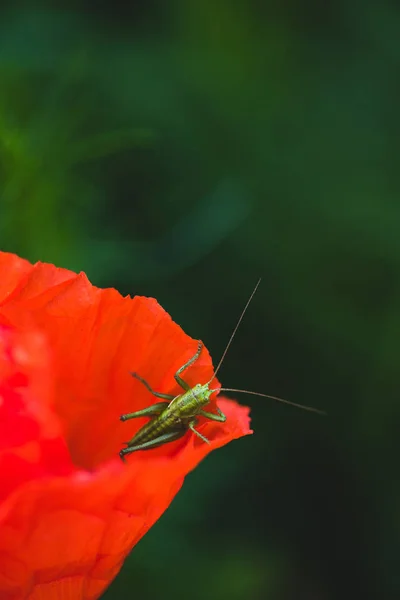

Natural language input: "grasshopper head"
[191,382,213,407]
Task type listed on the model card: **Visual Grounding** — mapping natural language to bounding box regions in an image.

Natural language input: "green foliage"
[1,1,399,598]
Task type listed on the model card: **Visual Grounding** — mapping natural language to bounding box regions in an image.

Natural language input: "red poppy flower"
[0,251,252,600]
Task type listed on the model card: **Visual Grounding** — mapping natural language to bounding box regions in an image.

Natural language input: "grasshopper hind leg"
[130,372,175,401]
[174,341,203,391]
[119,429,185,458]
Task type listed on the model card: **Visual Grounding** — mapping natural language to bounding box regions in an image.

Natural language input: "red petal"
[0,251,252,599]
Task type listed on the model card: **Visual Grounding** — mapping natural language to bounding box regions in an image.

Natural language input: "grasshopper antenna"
[208,278,261,385]
[214,388,326,415]
[207,278,325,415]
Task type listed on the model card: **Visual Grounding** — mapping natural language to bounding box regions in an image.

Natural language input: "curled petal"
[0,252,252,599]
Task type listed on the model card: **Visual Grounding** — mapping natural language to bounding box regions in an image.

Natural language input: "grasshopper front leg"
[187,408,226,445]
[199,406,227,422]
[188,419,211,444]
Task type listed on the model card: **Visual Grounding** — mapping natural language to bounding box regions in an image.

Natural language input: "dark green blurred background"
[1,1,399,598]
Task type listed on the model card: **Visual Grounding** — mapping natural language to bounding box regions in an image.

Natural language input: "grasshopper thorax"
[171,382,214,418]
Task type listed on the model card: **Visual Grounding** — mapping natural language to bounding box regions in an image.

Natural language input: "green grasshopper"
[119,280,323,459]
